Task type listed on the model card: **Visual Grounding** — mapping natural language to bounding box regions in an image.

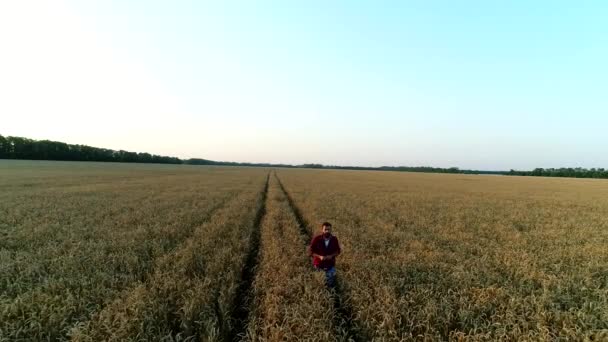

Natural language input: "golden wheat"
[243,174,336,342]
[0,161,267,340]
[276,169,608,341]
[2,161,608,341]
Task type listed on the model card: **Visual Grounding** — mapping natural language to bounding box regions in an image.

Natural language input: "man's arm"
[308,237,323,259]
[324,251,340,259]
[325,237,341,259]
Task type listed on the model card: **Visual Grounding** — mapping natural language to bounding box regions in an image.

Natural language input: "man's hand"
[313,253,336,261]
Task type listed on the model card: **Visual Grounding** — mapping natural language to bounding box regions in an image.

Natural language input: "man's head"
[321,222,332,238]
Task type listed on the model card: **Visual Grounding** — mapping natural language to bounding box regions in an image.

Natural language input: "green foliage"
[1,133,606,179]
[0,134,180,164]
[0,134,8,157]
[509,167,608,179]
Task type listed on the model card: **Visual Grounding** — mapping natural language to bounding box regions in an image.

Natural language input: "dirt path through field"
[275,172,364,342]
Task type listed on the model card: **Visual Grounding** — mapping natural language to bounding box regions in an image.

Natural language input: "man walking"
[309,222,341,287]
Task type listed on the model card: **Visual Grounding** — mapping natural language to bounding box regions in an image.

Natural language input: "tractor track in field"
[226,172,270,342]
[274,172,312,244]
[275,172,364,342]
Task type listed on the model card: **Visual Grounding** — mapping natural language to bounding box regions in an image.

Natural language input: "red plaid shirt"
[309,234,341,270]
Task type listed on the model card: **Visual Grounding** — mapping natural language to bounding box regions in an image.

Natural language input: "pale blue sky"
[1,1,607,170]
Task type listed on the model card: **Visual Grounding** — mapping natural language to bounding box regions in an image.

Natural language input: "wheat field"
[1,160,607,341]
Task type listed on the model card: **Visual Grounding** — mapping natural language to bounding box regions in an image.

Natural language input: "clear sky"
[1,1,607,170]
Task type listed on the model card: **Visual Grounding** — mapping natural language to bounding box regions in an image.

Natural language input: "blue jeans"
[315,266,336,287]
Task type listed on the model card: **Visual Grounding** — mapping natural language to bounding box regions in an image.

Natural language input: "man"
[308,222,341,287]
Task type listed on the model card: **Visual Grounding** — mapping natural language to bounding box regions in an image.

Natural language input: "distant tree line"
[184,158,295,168]
[508,168,608,179]
[0,134,181,164]
[2,134,607,179]
[310,165,505,174]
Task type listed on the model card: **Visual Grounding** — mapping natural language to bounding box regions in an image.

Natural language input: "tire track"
[274,172,364,342]
[275,172,312,244]
[227,172,269,341]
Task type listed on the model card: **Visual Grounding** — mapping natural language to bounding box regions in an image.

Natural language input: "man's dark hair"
[321,221,332,228]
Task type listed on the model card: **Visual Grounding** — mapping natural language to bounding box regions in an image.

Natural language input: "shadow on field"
[330,277,367,342]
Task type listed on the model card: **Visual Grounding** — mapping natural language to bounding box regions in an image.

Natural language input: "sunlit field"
[1,160,607,341]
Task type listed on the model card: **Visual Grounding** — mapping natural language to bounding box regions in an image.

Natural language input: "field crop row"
[72,174,268,341]
[3,161,608,341]
[243,174,337,341]
[0,162,268,340]
[276,169,608,340]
